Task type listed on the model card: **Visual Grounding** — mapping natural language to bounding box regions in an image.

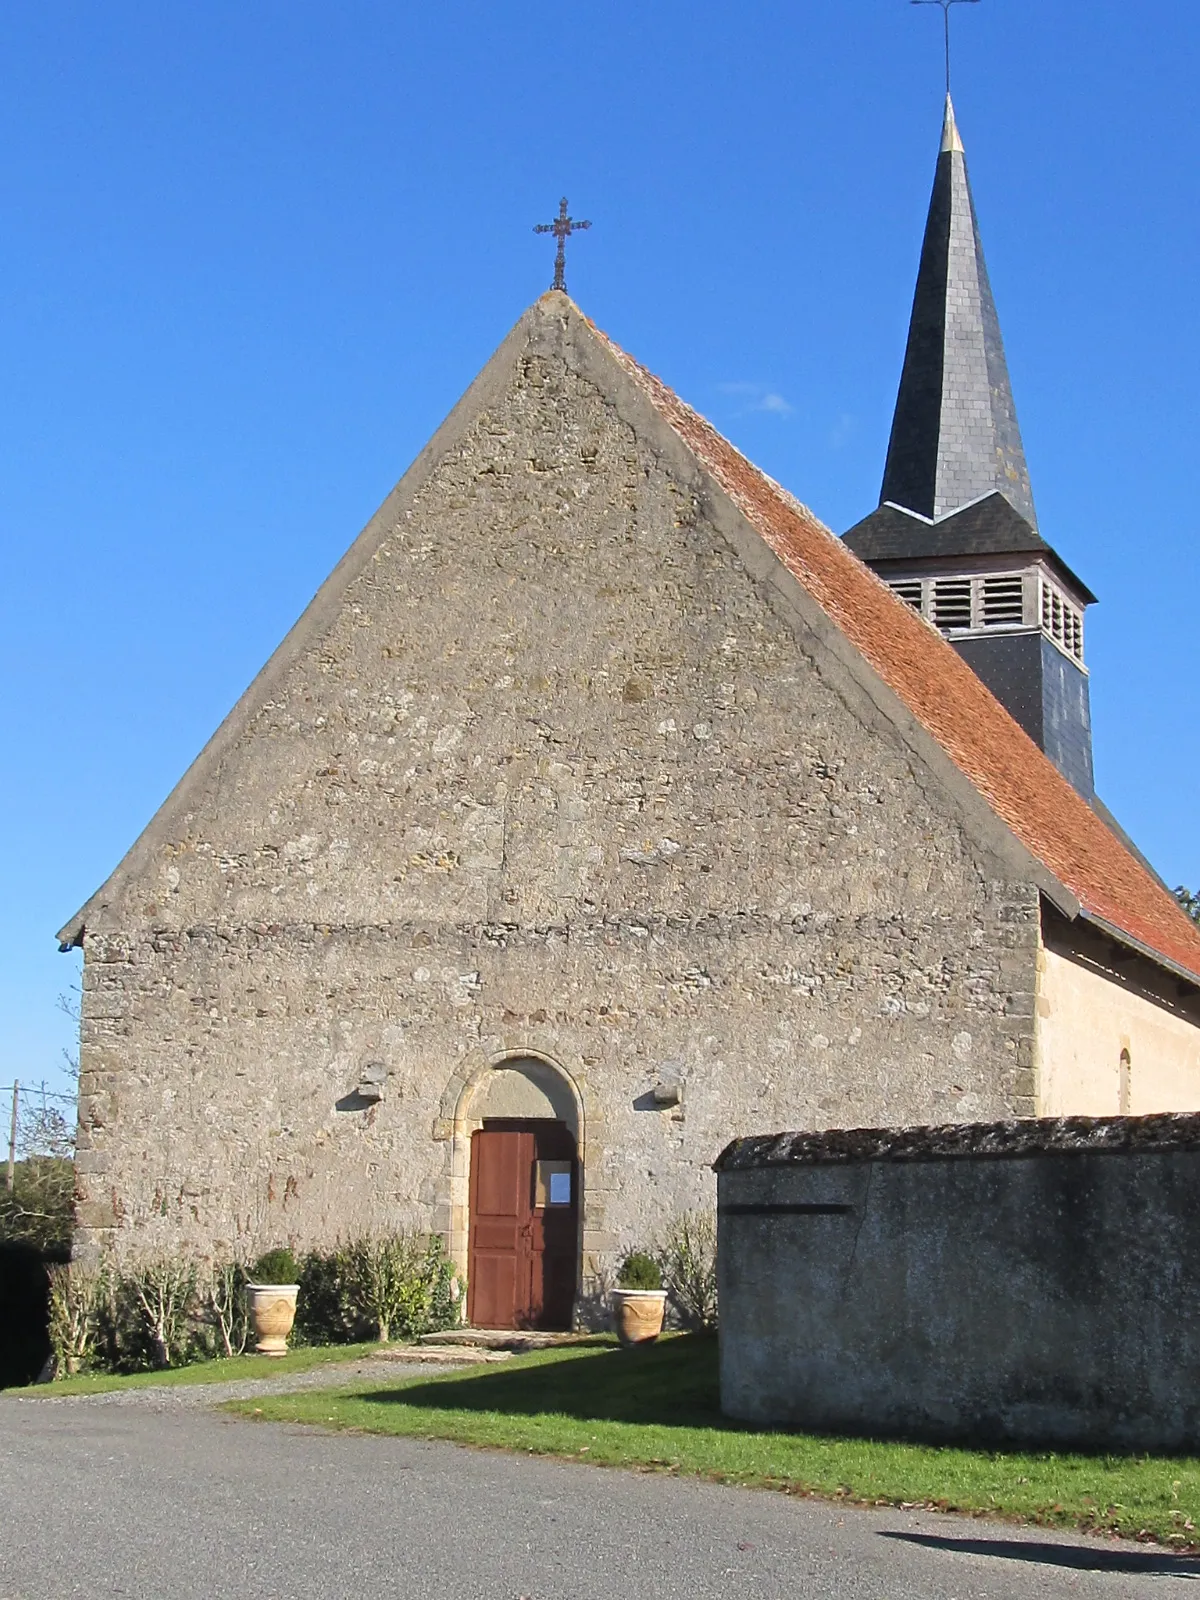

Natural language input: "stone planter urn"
[612,1288,667,1346]
[246,1283,299,1356]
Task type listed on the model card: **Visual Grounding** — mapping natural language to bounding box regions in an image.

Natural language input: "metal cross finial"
[912,0,981,97]
[534,197,591,293]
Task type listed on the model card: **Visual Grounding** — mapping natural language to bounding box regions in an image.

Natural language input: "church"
[61,98,1200,1329]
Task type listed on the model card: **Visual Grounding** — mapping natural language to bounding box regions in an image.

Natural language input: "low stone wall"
[716,1113,1200,1451]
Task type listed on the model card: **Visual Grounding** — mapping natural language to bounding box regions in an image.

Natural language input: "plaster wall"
[1036,939,1200,1117]
[70,308,1044,1288]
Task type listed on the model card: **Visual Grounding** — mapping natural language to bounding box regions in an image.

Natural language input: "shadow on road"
[881,1531,1200,1577]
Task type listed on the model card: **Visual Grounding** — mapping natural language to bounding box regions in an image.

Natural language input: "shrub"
[0,1157,75,1254]
[428,1255,463,1333]
[341,1233,461,1343]
[202,1261,249,1358]
[36,1236,463,1376]
[659,1209,718,1330]
[616,1251,662,1291]
[116,1259,199,1369]
[92,1269,131,1372]
[293,1248,368,1346]
[249,1247,300,1285]
[73,1256,246,1373]
[47,1261,104,1377]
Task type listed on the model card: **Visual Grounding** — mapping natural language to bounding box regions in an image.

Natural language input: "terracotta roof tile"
[588,314,1200,986]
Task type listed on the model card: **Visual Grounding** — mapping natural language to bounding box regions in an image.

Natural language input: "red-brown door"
[467,1121,578,1330]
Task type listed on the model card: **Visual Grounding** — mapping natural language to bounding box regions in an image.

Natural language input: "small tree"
[18,1091,76,1163]
[127,1259,198,1368]
[1175,886,1200,926]
[203,1261,250,1358]
[616,1251,662,1290]
[47,1262,103,1376]
[659,1210,718,1331]
[1,1081,76,1252]
[342,1234,456,1343]
[294,1247,367,1345]
[0,1157,75,1252]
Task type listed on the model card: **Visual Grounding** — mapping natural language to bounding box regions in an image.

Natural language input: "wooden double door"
[467,1120,579,1331]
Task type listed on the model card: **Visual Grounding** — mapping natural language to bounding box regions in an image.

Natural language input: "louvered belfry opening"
[843,96,1097,800]
[887,570,1084,667]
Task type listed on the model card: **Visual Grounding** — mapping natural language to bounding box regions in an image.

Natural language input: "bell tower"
[844,98,1096,799]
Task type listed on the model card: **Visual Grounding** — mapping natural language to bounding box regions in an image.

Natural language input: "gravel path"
[5,1353,452,1409]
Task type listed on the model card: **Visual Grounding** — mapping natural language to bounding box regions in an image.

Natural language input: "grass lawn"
[231,1334,1200,1546]
[8,1341,386,1397]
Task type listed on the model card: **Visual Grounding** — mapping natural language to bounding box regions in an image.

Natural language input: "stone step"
[375,1343,512,1364]
[417,1328,583,1352]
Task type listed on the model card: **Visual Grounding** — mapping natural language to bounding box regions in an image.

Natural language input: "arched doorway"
[464,1058,581,1331]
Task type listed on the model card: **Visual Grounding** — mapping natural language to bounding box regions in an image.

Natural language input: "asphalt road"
[2,1395,1197,1600]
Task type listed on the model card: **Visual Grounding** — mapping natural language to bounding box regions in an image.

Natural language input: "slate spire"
[880,96,1037,528]
[845,95,1101,803]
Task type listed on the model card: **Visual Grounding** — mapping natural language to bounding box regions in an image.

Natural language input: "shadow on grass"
[881,1531,1200,1577]
[361,1334,727,1428]
[353,1336,1200,1495]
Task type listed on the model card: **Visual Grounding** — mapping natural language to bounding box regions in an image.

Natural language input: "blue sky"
[3,1,1197,1096]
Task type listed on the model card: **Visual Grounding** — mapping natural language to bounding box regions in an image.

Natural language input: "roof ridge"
[580,311,1200,986]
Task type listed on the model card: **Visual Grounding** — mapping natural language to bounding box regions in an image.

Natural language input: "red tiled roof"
[589,315,1200,986]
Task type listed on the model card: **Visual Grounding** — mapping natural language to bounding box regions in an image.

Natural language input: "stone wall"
[717,1114,1200,1451]
[70,301,1043,1288]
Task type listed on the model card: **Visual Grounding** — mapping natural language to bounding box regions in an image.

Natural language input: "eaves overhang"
[1078,911,1200,993]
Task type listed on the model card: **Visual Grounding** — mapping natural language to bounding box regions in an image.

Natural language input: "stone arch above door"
[437,1046,589,1278]
[471,1057,580,1134]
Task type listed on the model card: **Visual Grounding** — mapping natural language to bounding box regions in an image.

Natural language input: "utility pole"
[5,1081,17,1192]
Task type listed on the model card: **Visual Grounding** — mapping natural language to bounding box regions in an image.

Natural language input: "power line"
[0,1083,76,1102]
[4,1081,77,1190]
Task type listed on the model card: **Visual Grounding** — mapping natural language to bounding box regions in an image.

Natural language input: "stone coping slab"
[714,1112,1200,1171]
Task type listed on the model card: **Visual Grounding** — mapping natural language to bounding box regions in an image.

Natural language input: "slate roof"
[843,494,1097,603]
[845,492,1043,561]
[880,97,1037,527]
[587,305,1200,987]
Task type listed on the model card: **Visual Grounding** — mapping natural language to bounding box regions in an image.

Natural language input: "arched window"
[1119,1048,1132,1116]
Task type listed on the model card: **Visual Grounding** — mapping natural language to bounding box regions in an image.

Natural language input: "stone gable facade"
[68,300,1054,1292]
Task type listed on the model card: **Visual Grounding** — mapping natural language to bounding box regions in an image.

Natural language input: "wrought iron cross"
[912,0,981,96]
[534,197,591,293]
